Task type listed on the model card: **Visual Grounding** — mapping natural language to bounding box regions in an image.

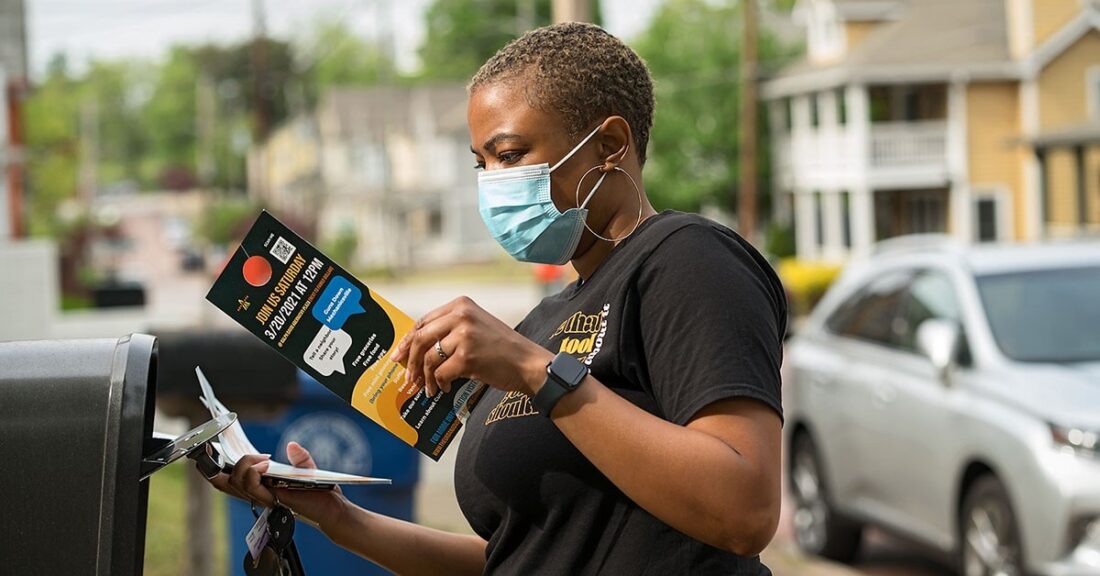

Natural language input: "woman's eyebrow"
[474,133,523,154]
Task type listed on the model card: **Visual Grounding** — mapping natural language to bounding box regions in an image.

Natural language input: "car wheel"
[959,475,1025,576]
[789,431,862,562]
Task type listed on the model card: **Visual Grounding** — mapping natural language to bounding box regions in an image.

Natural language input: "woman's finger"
[228,455,273,503]
[392,300,459,364]
[286,442,317,469]
[405,313,459,390]
[424,333,461,395]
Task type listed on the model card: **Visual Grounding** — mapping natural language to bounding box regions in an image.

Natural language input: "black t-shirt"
[454,211,786,575]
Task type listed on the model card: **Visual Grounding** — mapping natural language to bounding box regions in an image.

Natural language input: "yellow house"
[763,0,1100,262]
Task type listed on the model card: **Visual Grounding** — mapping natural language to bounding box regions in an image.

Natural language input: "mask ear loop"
[574,162,644,244]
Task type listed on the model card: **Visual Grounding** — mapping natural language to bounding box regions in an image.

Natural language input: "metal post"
[737,0,759,242]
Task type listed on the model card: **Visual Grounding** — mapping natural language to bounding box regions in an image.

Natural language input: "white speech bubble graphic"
[304,326,352,376]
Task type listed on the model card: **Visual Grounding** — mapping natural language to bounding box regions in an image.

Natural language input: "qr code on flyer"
[270,236,296,264]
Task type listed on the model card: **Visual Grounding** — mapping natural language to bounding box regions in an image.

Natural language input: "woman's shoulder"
[639,211,761,268]
[636,211,787,320]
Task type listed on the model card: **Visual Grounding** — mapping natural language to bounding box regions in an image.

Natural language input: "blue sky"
[27,0,664,77]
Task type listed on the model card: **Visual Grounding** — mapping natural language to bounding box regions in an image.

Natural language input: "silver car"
[783,236,1100,575]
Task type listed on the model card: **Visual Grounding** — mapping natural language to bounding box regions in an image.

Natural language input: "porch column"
[822,190,845,261]
[794,189,819,261]
[948,79,972,243]
[846,84,875,256]
[768,100,790,225]
[1075,145,1087,229]
[1021,78,1042,240]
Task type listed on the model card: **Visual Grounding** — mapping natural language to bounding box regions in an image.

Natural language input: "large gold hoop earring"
[574,165,644,243]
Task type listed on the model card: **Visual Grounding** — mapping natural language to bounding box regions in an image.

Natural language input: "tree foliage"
[633,0,798,214]
[417,0,602,81]
[22,19,393,237]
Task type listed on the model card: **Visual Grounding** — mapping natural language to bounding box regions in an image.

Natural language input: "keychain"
[243,497,306,576]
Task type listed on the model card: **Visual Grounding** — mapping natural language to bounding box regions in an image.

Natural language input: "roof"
[317,85,469,142]
[1030,122,1100,149]
[766,0,1015,96]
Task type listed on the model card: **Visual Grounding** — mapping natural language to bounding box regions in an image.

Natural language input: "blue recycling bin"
[228,371,420,575]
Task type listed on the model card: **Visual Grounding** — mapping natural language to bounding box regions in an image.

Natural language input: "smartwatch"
[532,352,590,417]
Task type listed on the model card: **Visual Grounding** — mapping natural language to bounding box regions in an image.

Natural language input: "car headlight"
[1051,423,1100,457]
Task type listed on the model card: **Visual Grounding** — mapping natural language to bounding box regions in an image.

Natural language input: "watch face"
[550,353,589,389]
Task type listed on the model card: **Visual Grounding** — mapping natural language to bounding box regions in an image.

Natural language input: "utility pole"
[250,0,269,144]
[250,0,268,200]
[737,0,759,242]
[552,0,591,23]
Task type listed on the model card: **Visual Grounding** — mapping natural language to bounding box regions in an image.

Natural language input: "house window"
[973,188,1009,243]
[836,88,847,125]
[428,208,443,237]
[810,93,820,128]
[976,197,999,243]
[349,142,386,187]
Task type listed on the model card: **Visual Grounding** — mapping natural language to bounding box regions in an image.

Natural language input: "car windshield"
[977,265,1100,363]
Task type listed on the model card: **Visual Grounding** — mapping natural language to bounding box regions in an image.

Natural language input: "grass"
[143,460,229,576]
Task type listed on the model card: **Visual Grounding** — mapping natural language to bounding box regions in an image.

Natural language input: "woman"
[208,22,786,575]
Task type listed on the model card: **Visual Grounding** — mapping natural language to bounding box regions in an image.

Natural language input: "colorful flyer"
[206,211,486,460]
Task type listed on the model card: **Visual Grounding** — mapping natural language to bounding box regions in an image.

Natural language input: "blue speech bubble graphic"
[313,276,366,330]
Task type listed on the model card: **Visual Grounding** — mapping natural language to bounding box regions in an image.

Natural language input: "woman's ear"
[598,116,632,173]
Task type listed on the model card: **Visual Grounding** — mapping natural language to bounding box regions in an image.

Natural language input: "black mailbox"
[155,328,299,419]
[0,334,158,575]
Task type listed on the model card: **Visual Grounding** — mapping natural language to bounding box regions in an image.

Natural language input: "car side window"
[898,271,972,364]
[825,271,912,347]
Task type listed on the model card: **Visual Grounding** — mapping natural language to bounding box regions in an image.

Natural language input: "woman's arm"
[208,442,487,576]
[544,367,782,557]
[322,500,488,576]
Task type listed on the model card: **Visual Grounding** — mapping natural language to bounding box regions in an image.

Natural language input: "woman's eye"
[473,160,485,171]
[498,151,524,164]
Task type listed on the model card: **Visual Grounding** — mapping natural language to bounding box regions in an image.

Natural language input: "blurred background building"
[249,85,497,271]
[765,0,1100,262]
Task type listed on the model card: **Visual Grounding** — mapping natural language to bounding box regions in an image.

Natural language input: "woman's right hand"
[202,441,349,530]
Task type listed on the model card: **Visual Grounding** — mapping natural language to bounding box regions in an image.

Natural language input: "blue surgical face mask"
[477,125,605,265]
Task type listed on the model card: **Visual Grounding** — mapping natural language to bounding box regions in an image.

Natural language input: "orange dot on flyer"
[243,255,272,287]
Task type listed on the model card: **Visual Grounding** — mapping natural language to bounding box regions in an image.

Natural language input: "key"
[267,505,296,552]
[242,547,280,576]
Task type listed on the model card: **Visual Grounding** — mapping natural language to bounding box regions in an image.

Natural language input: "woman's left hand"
[391,296,553,398]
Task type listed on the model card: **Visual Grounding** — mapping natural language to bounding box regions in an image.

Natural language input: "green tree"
[633,0,798,213]
[23,56,80,236]
[417,0,601,81]
[299,17,397,93]
[141,46,200,187]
